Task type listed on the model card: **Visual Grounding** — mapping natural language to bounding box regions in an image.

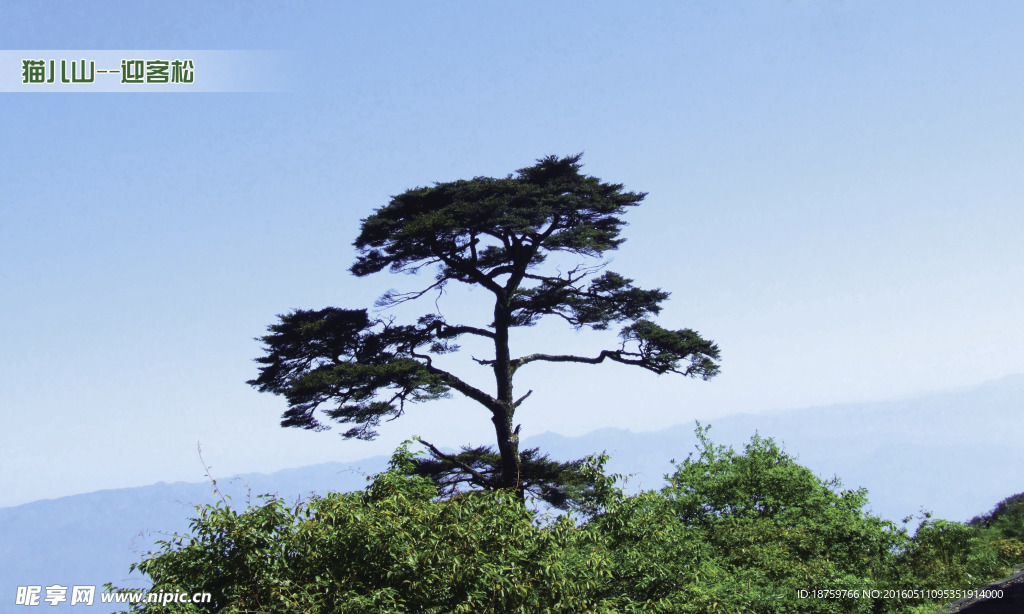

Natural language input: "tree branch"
[423,363,502,412]
[375,279,448,308]
[433,250,504,295]
[416,438,494,488]
[511,349,682,374]
[513,390,533,408]
[512,350,620,371]
[434,322,495,340]
[486,264,517,280]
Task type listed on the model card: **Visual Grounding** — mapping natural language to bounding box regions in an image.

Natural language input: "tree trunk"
[491,410,521,494]
[492,299,523,498]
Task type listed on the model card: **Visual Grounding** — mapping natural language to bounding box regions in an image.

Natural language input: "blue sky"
[2,2,1023,508]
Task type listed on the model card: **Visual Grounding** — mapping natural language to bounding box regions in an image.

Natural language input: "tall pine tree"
[249,154,720,506]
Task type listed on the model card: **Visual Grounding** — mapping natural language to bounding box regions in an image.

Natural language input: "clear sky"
[3,2,1023,508]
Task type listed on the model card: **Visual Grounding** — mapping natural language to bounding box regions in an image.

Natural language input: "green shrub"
[970,492,1024,540]
[115,430,1022,614]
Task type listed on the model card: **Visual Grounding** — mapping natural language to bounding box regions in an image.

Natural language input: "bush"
[970,492,1024,540]
[121,443,611,613]
[590,425,910,613]
[116,429,1023,613]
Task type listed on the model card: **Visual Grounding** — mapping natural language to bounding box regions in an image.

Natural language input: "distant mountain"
[0,458,391,613]
[3,375,1023,612]
[536,373,1024,523]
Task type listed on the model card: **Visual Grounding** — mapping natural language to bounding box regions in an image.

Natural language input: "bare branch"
[433,250,504,294]
[391,256,443,276]
[196,443,228,507]
[511,349,685,374]
[513,350,619,370]
[423,363,502,413]
[479,229,512,251]
[374,278,448,309]
[432,322,495,340]
[385,390,408,421]
[486,264,517,279]
[416,437,494,488]
[522,262,606,284]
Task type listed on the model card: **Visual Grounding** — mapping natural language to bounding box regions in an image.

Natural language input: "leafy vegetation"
[116,427,1024,613]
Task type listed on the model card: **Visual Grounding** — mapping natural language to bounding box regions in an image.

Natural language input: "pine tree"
[249,154,720,506]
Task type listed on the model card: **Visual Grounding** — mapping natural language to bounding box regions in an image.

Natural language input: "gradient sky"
[2,2,1023,508]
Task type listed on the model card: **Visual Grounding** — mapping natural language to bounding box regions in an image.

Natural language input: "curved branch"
[511,349,689,375]
[423,363,502,413]
[512,321,721,379]
[435,323,495,340]
[433,250,503,295]
[375,279,448,308]
[512,350,622,372]
[486,264,517,279]
[416,437,495,488]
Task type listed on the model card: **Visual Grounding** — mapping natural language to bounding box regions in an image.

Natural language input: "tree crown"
[352,154,644,284]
